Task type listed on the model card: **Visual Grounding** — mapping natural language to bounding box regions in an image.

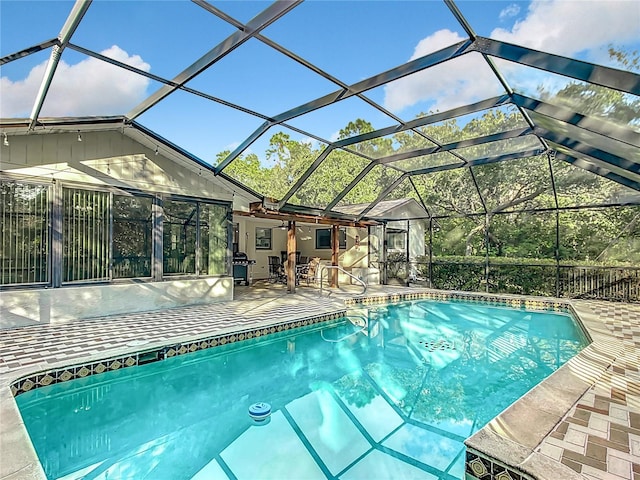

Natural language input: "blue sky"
[1,0,639,166]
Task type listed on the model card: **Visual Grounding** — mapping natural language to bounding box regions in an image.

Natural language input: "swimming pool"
[16,299,588,479]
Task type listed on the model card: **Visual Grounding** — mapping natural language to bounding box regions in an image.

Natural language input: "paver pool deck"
[1,284,639,480]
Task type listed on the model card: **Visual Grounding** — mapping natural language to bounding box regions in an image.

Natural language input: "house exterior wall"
[298,226,369,268]
[1,130,232,200]
[1,277,233,328]
[232,217,289,280]
[0,129,235,329]
[384,219,427,283]
[387,219,427,259]
[409,220,427,260]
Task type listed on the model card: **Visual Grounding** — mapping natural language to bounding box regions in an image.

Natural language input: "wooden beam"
[287,221,297,293]
[331,225,339,288]
[235,209,377,227]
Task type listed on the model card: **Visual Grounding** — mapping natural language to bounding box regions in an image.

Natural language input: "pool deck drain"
[1,284,639,480]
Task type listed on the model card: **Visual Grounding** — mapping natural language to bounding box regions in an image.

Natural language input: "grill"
[232,252,255,286]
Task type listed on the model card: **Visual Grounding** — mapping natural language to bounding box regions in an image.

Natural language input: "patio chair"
[268,256,286,284]
[281,251,301,265]
[298,257,321,286]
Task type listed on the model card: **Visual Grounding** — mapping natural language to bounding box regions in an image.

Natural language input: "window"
[256,227,272,250]
[200,203,228,275]
[316,229,331,249]
[0,181,49,285]
[162,198,229,276]
[63,188,110,282]
[163,199,197,275]
[113,195,153,278]
[316,228,347,249]
[388,231,407,251]
[1,181,231,285]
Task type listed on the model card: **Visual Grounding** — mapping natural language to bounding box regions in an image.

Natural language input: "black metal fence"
[558,266,640,302]
[381,259,640,302]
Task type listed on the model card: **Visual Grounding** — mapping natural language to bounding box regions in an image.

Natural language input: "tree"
[216,149,273,196]
[211,48,639,269]
[539,47,640,128]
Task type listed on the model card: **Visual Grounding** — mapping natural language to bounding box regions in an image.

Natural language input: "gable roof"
[334,198,428,221]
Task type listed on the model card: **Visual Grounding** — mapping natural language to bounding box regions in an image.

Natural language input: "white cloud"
[410,29,466,62]
[0,63,47,118]
[382,0,640,116]
[1,45,150,118]
[491,0,640,59]
[384,53,502,114]
[499,4,521,21]
[383,29,464,112]
[383,30,501,114]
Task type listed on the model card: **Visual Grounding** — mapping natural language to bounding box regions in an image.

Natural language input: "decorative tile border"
[10,311,345,397]
[345,290,572,314]
[10,355,138,396]
[466,450,534,480]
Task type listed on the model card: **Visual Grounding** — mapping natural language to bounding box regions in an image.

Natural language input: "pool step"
[487,331,526,362]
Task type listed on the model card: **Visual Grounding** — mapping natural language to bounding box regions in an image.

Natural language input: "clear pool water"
[17,300,588,480]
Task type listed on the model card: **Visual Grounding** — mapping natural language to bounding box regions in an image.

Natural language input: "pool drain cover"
[418,339,456,352]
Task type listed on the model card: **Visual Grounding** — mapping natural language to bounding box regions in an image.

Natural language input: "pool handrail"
[320,315,368,342]
[319,265,367,296]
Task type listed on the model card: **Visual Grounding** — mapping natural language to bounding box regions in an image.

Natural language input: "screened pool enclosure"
[1,0,638,300]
